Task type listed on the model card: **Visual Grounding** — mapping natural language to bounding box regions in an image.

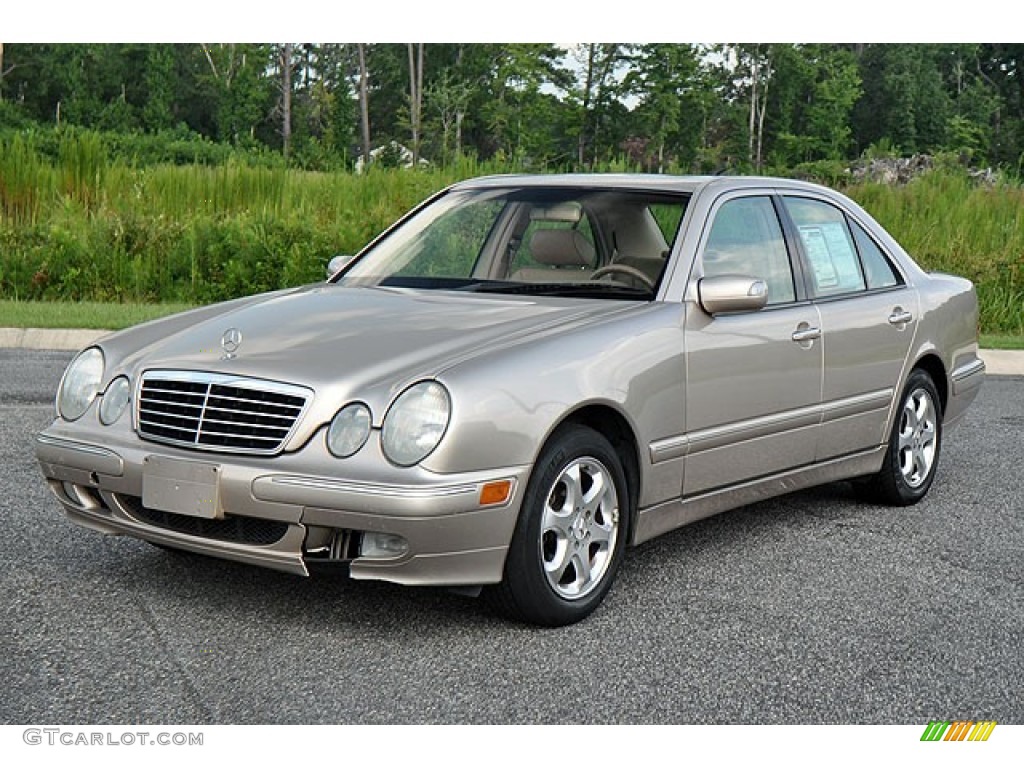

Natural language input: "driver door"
[683,194,823,496]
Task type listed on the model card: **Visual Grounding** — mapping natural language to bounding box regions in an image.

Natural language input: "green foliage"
[624,44,703,172]
[846,169,1024,334]
[0,133,55,225]
[58,130,106,209]
[5,43,1024,178]
[0,147,1019,335]
[852,45,953,156]
[1,42,1023,335]
[0,149,502,305]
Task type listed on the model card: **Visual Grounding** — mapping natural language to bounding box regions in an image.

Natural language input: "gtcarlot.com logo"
[920,720,997,742]
[23,729,203,747]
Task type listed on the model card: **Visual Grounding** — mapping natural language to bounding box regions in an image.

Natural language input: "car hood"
[105,284,635,428]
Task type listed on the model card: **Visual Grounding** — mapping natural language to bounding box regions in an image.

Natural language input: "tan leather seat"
[510,229,596,283]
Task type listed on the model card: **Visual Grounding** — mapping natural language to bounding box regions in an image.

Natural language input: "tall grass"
[846,171,1024,334]
[0,137,1021,334]
[0,134,56,224]
[0,135,492,304]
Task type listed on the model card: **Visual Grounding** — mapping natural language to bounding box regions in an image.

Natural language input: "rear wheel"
[489,425,629,626]
[867,369,942,506]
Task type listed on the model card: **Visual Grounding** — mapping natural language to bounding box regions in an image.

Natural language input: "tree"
[571,44,628,168]
[141,45,176,131]
[765,45,862,166]
[407,43,424,164]
[977,44,1024,166]
[196,43,275,144]
[278,43,294,160]
[625,44,701,172]
[479,44,573,164]
[356,43,371,167]
[852,44,951,155]
[726,43,776,172]
[424,68,471,165]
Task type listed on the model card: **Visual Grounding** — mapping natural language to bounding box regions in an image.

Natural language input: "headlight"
[327,403,372,458]
[57,347,105,421]
[99,376,131,425]
[381,381,451,466]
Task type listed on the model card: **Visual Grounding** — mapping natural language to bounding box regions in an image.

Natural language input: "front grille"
[117,495,289,546]
[137,371,311,455]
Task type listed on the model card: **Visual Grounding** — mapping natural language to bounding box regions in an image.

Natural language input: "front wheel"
[867,369,943,506]
[488,425,629,626]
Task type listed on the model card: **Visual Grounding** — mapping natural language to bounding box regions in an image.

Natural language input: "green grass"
[0,137,1021,334]
[980,334,1024,350]
[844,171,1024,336]
[0,299,194,330]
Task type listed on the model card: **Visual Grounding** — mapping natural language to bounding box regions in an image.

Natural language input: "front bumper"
[35,425,530,587]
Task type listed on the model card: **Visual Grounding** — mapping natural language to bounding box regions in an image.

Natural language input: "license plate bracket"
[142,456,222,519]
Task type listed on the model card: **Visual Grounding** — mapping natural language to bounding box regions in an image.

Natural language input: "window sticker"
[798,222,863,293]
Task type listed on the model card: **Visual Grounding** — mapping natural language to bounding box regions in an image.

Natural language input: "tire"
[488,425,630,627]
[867,369,943,506]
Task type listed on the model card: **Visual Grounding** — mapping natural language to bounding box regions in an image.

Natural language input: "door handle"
[888,309,913,325]
[791,326,821,343]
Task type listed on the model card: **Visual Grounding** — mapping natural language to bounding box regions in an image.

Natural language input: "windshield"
[335,186,689,299]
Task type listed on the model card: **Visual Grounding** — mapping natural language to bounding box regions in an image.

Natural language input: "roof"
[451,173,836,197]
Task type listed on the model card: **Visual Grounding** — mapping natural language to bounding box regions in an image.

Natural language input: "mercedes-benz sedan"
[35,175,985,625]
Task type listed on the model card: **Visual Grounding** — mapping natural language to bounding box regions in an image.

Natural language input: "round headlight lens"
[99,376,131,425]
[381,381,451,466]
[327,403,372,458]
[57,347,105,421]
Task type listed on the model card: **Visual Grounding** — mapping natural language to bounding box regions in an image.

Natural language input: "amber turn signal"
[479,480,513,506]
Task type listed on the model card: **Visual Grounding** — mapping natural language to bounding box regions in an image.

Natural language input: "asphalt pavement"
[1,348,1021,724]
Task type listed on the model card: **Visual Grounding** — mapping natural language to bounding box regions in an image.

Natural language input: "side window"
[703,196,795,305]
[851,220,903,289]
[783,196,866,297]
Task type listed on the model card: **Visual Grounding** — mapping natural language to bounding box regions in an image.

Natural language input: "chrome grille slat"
[139,416,199,430]
[203,404,299,421]
[197,426,286,439]
[142,399,203,411]
[140,405,203,417]
[206,393,305,409]
[137,371,312,455]
[142,399,205,411]
[196,416,293,431]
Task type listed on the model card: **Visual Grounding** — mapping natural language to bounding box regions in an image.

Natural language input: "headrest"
[530,229,595,267]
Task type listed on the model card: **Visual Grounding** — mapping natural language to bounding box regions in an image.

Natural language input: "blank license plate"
[142,456,222,519]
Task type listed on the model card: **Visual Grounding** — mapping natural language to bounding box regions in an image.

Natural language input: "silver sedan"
[35,174,985,625]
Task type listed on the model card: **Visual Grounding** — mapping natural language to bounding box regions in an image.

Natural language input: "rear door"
[779,194,917,461]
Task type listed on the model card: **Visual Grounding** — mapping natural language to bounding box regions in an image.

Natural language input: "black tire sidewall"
[502,424,630,626]
[881,369,943,505]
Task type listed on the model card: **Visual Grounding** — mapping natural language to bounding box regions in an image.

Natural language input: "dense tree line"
[1,43,1023,174]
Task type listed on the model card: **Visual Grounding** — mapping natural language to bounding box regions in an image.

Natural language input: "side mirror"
[698,275,768,315]
[327,254,353,279]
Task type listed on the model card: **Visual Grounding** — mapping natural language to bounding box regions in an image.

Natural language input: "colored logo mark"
[920,720,997,742]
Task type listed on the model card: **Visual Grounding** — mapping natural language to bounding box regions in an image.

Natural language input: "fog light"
[359,532,409,559]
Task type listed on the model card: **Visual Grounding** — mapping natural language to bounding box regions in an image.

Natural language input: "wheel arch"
[910,352,949,416]
[556,403,643,544]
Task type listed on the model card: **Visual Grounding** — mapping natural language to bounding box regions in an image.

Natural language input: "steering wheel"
[590,264,656,291]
